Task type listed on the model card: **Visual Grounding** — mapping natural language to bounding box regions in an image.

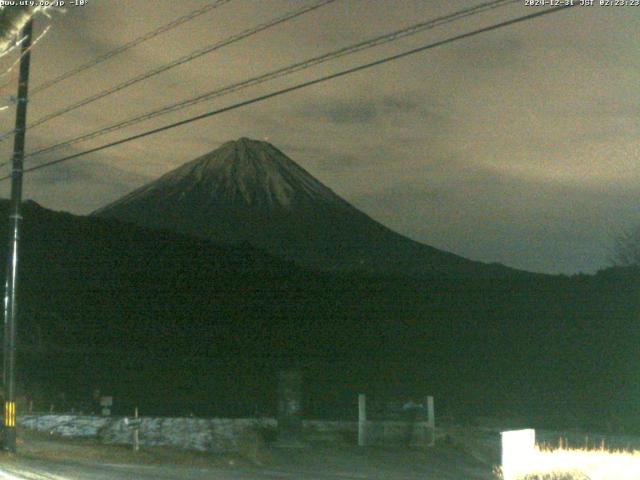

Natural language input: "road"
[0,446,494,479]
[0,458,492,480]
[0,428,498,479]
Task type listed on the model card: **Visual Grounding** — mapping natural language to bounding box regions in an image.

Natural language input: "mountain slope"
[0,200,636,428]
[93,137,533,278]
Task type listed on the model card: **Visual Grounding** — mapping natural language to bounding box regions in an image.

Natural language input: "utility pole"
[2,18,33,453]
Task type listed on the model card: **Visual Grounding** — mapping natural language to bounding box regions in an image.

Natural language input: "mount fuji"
[93,137,527,278]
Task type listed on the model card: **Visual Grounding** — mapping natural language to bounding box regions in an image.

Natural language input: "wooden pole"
[2,18,33,453]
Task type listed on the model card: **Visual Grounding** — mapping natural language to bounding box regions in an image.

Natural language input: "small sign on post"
[99,396,113,416]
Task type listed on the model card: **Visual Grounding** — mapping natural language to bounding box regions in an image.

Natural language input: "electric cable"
[24,0,518,161]
[12,0,336,138]
[0,4,575,182]
[31,0,234,96]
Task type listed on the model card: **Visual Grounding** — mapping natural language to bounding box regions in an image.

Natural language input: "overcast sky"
[0,0,637,274]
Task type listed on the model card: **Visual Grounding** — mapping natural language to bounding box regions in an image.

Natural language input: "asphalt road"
[0,461,492,480]
[0,444,494,480]
[0,426,500,479]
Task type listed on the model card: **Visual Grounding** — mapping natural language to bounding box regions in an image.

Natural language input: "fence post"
[276,369,305,447]
[426,396,435,447]
[133,406,140,452]
[358,393,367,447]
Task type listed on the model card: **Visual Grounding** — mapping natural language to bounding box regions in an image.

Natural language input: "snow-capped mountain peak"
[125,137,344,211]
[93,137,524,278]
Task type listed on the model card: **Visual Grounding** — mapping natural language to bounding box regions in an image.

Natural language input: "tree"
[611,225,640,267]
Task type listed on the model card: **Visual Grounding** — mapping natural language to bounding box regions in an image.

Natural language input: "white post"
[426,396,435,447]
[358,394,367,447]
[133,406,140,452]
[501,429,535,480]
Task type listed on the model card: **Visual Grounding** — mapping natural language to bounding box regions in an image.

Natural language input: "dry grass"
[495,443,640,480]
[520,473,590,480]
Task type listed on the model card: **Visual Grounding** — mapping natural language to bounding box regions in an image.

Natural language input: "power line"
[0,0,234,142]
[30,0,233,96]
[25,0,518,161]
[0,4,575,182]
[7,0,336,139]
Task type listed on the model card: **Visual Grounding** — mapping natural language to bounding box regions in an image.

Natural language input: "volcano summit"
[93,138,525,278]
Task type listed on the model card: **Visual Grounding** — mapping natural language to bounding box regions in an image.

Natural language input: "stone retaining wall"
[17,414,432,452]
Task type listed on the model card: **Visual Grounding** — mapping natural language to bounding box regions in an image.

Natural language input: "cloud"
[448,34,526,71]
[4,0,636,274]
[349,160,640,274]
[297,97,377,125]
[294,91,445,125]
[9,146,149,214]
